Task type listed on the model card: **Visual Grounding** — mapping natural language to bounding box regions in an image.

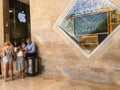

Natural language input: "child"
[16,45,25,78]
[21,41,26,50]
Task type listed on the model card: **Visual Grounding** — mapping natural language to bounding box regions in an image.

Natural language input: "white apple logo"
[18,11,26,23]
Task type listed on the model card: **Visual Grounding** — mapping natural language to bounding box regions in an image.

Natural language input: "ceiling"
[17,0,29,5]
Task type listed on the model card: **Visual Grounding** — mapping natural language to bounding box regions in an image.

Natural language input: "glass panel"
[9,0,31,41]
[59,0,120,55]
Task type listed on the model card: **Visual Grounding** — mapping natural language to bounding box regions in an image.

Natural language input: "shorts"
[3,56,13,64]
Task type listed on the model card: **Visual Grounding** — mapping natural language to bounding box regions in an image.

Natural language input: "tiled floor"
[0,73,120,90]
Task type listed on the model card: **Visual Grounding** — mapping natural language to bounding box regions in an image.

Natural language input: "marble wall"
[0,0,10,49]
[0,0,4,49]
[30,0,120,85]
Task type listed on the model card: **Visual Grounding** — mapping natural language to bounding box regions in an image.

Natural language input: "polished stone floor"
[0,73,120,90]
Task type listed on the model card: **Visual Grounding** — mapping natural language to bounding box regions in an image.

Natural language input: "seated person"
[25,38,36,57]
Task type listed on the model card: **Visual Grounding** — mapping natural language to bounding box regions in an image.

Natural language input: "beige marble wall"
[0,0,10,49]
[0,0,4,49]
[3,0,10,42]
[30,0,120,85]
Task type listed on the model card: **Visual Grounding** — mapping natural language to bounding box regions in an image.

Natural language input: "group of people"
[0,38,36,82]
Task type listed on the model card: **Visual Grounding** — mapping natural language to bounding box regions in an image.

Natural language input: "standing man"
[25,38,36,75]
[25,38,36,57]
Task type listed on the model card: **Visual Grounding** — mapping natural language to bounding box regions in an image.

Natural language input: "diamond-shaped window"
[59,0,120,55]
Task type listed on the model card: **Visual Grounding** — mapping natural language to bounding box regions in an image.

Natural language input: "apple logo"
[18,11,26,23]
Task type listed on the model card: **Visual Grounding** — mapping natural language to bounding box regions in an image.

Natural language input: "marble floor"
[0,73,120,90]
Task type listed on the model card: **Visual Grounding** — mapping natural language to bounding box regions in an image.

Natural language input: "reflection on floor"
[0,73,120,90]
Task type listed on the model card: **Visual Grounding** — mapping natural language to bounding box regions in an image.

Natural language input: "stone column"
[3,0,10,42]
[0,0,4,49]
[0,0,10,49]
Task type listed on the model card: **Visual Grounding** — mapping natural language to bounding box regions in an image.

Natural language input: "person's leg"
[12,61,14,76]
[3,64,8,82]
[0,61,1,75]
[9,63,13,80]
[22,60,25,78]
[21,71,24,78]
[20,71,22,77]
[24,60,27,75]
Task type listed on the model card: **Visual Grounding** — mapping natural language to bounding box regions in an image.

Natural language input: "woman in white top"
[16,45,25,78]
